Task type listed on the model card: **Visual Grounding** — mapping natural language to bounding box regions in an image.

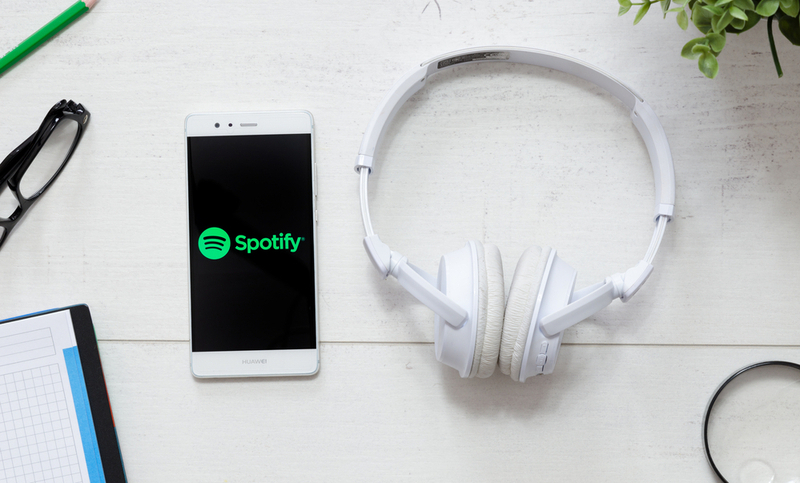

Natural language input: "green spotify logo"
[198,227,231,260]
[199,227,304,260]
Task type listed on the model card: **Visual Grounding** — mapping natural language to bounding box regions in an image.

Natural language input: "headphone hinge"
[363,234,392,278]
[619,260,654,302]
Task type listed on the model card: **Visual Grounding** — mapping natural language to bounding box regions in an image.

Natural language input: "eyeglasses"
[0,100,90,250]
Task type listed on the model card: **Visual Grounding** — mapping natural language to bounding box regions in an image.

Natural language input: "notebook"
[0,305,125,483]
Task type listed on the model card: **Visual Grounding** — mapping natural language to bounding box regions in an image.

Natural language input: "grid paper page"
[0,365,82,483]
[0,312,92,483]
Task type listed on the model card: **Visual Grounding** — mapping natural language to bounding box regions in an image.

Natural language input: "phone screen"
[187,133,316,353]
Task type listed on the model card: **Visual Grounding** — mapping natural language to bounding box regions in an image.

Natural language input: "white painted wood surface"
[1,0,799,481]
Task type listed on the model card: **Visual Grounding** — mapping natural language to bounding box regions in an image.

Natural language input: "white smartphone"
[185,110,319,378]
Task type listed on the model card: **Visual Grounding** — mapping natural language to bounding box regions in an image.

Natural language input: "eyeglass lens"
[18,117,80,199]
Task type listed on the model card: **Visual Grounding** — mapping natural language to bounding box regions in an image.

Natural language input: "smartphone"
[185,111,319,378]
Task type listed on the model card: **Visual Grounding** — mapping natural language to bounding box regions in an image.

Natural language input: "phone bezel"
[185,110,319,378]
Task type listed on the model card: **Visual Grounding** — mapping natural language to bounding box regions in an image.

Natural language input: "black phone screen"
[187,133,316,352]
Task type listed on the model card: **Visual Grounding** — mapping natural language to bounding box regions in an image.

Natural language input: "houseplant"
[619,0,800,78]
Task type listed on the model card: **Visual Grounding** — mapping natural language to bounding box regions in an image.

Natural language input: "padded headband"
[356,46,675,221]
[356,46,675,331]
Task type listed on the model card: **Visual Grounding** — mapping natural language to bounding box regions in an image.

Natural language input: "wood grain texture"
[0,0,798,480]
[101,341,800,482]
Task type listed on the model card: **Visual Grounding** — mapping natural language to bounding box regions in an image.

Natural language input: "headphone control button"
[539,342,548,354]
[536,365,544,373]
[536,354,547,366]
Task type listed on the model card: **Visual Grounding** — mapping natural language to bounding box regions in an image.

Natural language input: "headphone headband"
[356,46,675,222]
[356,46,675,333]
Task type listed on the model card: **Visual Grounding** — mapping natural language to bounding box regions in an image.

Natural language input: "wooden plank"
[102,341,800,482]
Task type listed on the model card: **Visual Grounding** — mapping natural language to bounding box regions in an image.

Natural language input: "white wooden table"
[2,1,799,481]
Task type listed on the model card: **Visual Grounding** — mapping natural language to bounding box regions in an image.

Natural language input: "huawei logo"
[242,359,268,365]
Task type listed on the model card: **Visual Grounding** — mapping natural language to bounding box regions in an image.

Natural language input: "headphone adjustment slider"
[355,154,374,174]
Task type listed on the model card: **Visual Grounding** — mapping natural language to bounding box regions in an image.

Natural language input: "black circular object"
[703,360,800,483]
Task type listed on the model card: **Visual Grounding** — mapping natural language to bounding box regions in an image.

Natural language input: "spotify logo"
[198,227,231,260]
[199,227,305,259]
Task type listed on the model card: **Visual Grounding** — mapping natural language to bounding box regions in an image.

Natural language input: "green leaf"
[698,52,720,78]
[661,0,672,17]
[729,5,749,18]
[705,0,719,6]
[713,9,734,31]
[716,0,734,7]
[779,12,800,43]
[726,9,762,32]
[756,0,781,16]
[693,0,715,32]
[707,31,728,50]
[731,17,747,27]
[703,5,725,15]
[780,0,800,17]
[677,8,690,27]
[634,2,652,23]
[733,0,755,10]
[619,4,632,15]
[682,37,710,58]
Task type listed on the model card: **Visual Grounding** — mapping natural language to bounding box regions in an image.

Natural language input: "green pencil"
[0,0,98,76]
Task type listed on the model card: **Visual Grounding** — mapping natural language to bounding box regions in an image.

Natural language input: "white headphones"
[355,47,675,382]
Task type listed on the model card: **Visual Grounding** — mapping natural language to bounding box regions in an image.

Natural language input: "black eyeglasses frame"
[0,100,90,249]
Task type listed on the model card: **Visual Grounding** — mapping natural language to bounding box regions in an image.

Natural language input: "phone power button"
[315,210,318,222]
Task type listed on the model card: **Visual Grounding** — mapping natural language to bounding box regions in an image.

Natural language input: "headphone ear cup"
[500,246,552,381]
[473,243,504,378]
[438,240,506,379]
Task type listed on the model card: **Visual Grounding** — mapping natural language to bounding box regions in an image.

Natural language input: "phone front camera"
[214,123,220,128]
[228,123,233,127]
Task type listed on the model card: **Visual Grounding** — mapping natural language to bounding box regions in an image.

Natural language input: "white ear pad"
[473,243,504,378]
[468,242,489,378]
[500,246,552,381]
